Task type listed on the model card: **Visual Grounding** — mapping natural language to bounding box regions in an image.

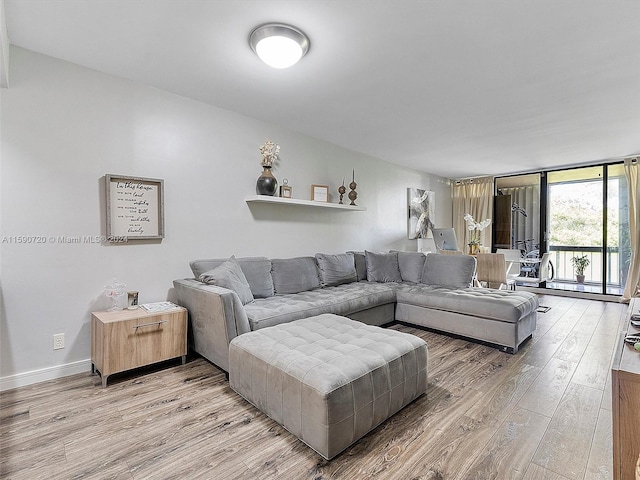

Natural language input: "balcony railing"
[548,245,625,286]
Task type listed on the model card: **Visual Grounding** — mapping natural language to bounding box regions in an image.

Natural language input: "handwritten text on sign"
[109,180,159,237]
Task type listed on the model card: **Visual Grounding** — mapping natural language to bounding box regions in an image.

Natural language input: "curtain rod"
[453,175,494,184]
[456,154,639,182]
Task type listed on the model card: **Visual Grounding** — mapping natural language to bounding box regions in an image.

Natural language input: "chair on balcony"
[514,252,552,285]
[475,253,515,290]
[520,249,541,277]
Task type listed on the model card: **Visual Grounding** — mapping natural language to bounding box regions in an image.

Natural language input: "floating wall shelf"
[245,195,366,211]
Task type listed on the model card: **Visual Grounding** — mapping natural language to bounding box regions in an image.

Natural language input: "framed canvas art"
[407,188,435,239]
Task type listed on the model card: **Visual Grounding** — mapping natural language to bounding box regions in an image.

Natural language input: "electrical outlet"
[53,333,65,350]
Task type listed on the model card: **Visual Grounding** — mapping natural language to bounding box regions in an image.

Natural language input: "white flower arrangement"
[259,140,280,167]
[463,213,491,245]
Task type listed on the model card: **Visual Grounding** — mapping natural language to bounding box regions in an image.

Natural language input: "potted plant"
[570,254,590,284]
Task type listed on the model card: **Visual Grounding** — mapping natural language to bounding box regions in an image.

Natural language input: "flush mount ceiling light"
[249,23,310,69]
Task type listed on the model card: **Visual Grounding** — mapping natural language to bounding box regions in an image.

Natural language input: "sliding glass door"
[607,164,631,294]
[547,166,604,293]
[494,162,629,296]
[495,174,541,254]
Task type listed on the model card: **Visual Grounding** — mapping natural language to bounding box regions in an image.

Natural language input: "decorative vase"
[576,274,585,284]
[256,166,278,196]
[468,243,480,255]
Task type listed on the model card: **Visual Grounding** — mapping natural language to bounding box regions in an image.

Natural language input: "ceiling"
[3,0,640,179]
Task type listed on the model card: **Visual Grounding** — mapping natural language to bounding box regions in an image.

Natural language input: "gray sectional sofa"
[173,251,539,372]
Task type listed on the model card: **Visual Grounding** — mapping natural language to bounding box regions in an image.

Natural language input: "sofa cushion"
[421,253,476,288]
[315,253,357,287]
[348,251,368,281]
[244,282,397,330]
[190,257,274,298]
[393,251,426,283]
[271,257,321,295]
[199,256,254,305]
[365,251,402,283]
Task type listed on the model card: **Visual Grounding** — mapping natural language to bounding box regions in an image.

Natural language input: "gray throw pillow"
[190,256,274,298]
[271,257,321,295]
[348,251,367,281]
[315,253,357,287]
[392,251,427,283]
[199,256,255,305]
[421,253,476,288]
[365,251,402,283]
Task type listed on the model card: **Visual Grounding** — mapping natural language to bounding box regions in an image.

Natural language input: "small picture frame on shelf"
[279,185,292,198]
[311,184,329,202]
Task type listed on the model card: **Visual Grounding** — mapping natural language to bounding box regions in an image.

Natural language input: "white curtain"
[500,185,540,251]
[452,177,494,251]
[622,157,639,302]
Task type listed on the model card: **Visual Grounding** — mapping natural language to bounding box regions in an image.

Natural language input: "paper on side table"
[140,301,180,313]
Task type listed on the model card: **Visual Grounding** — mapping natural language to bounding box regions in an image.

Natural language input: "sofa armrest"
[173,278,250,372]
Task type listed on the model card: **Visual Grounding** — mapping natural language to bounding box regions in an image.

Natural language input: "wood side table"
[91,306,187,387]
[612,298,640,480]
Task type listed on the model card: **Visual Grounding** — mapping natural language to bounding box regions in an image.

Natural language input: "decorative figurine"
[338,178,346,204]
[279,178,292,198]
[348,169,358,206]
[104,278,126,311]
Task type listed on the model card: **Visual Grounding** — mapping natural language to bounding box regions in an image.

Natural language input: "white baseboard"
[0,359,92,392]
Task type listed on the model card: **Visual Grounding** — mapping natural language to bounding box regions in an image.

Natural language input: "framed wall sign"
[311,184,329,202]
[105,174,165,241]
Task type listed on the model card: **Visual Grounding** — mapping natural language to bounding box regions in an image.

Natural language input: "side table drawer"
[132,312,186,367]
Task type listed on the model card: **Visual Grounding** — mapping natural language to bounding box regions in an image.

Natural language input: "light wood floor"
[0,295,629,480]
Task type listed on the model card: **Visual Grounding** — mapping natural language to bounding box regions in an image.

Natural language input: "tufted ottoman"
[228,313,428,460]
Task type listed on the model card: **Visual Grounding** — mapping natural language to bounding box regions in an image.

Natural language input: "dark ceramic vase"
[256,166,278,196]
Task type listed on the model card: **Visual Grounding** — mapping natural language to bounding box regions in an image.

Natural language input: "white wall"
[0,0,9,88]
[0,47,451,389]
